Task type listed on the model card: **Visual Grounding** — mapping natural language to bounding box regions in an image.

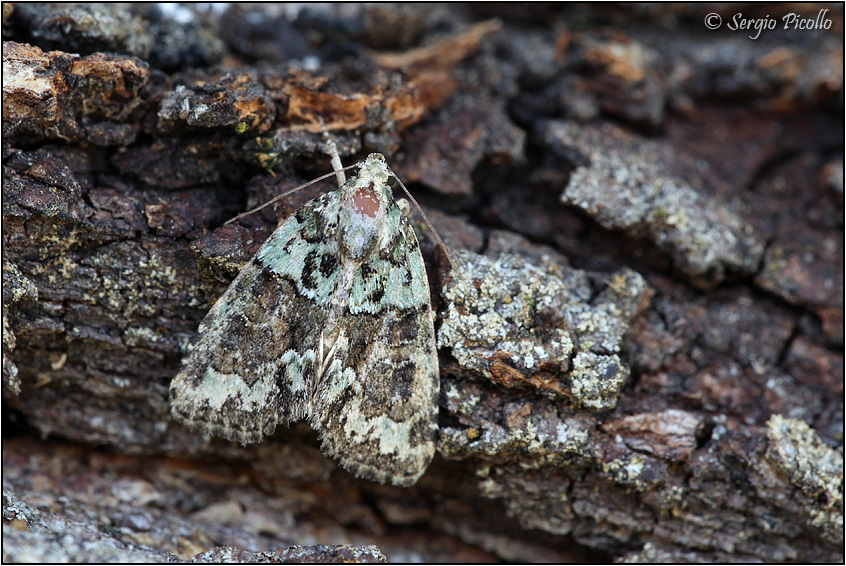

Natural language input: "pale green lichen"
[765,414,844,543]
[544,121,763,286]
[602,455,645,482]
[438,377,591,467]
[438,249,648,410]
[569,351,627,410]
[3,261,40,396]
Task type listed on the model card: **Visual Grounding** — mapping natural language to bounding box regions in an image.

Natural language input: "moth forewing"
[170,153,439,487]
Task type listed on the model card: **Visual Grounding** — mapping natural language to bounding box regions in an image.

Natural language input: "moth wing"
[170,191,342,444]
[310,210,439,486]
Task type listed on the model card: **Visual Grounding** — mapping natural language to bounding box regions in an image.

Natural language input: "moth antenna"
[390,170,454,270]
[223,165,357,226]
[319,116,346,186]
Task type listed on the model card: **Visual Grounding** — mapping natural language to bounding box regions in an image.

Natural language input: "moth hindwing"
[170,153,439,487]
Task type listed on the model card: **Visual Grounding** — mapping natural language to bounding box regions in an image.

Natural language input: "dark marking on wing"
[320,252,338,278]
[388,308,420,345]
[360,262,376,281]
[392,360,416,400]
[301,249,319,289]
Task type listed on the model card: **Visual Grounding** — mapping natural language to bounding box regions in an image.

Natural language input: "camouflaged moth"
[170,154,439,487]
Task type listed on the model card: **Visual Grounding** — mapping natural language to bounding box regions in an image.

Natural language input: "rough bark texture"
[2,3,843,563]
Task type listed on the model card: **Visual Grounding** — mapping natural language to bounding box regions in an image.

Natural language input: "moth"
[170,153,440,487]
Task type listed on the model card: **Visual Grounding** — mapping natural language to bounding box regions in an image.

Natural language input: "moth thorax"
[351,186,380,218]
[339,186,385,261]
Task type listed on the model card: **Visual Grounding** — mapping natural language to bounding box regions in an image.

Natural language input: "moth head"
[358,153,391,187]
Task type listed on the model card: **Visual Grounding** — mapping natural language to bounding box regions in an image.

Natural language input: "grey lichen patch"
[2,490,165,563]
[189,544,387,564]
[438,250,578,393]
[438,249,650,410]
[2,261,39,396]
[10,4,155,59]
[765,415,844,544]
[438,377,592,466]
[601,455,647,483]
[542,121,764,287]
[622,542,740,564]
[568,352,625,410]
[157,80,276,135]
[11,238,206,364]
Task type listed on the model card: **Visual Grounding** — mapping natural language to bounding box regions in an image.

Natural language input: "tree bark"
[3,4,842,563]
